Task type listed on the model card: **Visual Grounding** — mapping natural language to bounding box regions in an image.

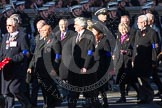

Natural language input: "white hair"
[145,13,154,21]
[10,14,22,24]
[6,17,19,27]
[74,17,87,28]
[138,15,148,22]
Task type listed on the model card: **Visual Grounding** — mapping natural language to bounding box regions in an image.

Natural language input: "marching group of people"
[0,0,162,108]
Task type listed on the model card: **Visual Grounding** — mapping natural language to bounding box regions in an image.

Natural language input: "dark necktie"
[76,33,80,43]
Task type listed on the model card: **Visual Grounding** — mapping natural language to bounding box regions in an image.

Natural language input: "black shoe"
[154,92,160,97]
[137,100,153,104]
[103,103,109,108]
[136,94,140,100]
[154,92,162,99]
[116,97,126,103]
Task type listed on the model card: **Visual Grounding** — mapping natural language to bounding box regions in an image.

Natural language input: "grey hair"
[6,17,19,27]
[59,18,68,26]
[37,20,46,26]
[74,17,87,28]
[145,13,154,21]
[138,15,148,22]
[10,14,22,24]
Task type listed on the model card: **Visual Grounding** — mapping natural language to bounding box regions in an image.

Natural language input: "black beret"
[92,21,104,33]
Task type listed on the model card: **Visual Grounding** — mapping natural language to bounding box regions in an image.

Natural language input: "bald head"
[120,15,130,25]
[36,20,46,33]
[145,13,154,25]
[40,24,52,38]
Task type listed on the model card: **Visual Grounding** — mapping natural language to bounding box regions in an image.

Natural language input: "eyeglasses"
[6,25,12,27]
[137,21,143,24]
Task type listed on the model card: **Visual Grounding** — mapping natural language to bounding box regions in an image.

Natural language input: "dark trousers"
[152,67,162,93]
[67,72,101,108]
[4,93,31,108]
[30,75,40,106]
[118,66,139,98]
[2,79,31,108]
[68,90,101,108]
[39,78,62,108]
[137,76,154,102]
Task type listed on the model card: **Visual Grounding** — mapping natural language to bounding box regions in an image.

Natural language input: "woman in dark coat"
[113,23,137,103]
[92,21,111,108]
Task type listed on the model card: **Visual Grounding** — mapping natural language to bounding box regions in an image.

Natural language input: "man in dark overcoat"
[132,15,159,104]
[0,17,31,108]
[67,17,101,108]
[55,18,74,80]
[27,24,62,108]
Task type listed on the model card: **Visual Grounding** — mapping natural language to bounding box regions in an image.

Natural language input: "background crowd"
[0,0,162,108]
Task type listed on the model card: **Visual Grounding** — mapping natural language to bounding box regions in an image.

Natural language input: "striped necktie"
[61,33,65,40]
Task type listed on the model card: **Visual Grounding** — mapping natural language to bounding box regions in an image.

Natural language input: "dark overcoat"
[55,30,74,80]
[113,32,133,84]
[29,35,61,80]
[94,36,111,91]
[0,31,29,94]
[133,26,159,77]
[67,29,98,87]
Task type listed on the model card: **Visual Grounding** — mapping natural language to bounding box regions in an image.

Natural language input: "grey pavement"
[14,88,162,108]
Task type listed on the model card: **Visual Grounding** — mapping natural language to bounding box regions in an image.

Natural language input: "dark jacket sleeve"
[53,39,61,63]
[151,30,160,65]
[0,35,7,61]
[83,35,95,69]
